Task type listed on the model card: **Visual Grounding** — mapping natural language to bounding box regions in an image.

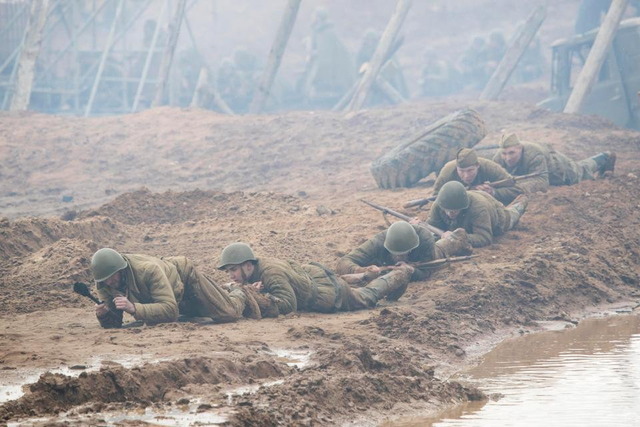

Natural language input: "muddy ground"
[2,0,640,423]
[1,98,639,425]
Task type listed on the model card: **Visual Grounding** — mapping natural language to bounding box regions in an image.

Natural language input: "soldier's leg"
[578,152,616,180]
[505,195,529,229]
[181,262,246,323]
[434,228,473,258]
[344,267,412,310]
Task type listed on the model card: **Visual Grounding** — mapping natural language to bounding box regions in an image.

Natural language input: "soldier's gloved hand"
[113,296,136,314]
[95,303,109,317]
[475,183,495,195]
[395,262,415,275]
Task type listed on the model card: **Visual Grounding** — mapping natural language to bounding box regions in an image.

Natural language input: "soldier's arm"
[260,268,298,315]
[466,206,494,248]
[132,266,179,324]
[335,233,385,274]
[520,152,549,193]
[411,228,437,281]
[427,205,449,232]
[484,161,523,205]
[433,161,456,194]
[95,287,123,328]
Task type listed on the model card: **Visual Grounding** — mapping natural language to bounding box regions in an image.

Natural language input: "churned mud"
[1,98,639,425]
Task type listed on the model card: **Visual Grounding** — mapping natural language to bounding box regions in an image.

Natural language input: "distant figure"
[216,58,243,112]
[483,30,507,78]
[355,29,408,105]
[299,7,355,108]
[420,48,455,97]
[513,37,545,83]
[459,35,488,90]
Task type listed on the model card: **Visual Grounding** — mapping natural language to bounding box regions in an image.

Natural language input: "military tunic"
[248,257,411,317]
[427,191,514,248]
[492,141,599,193]
[97,254,245,328]
[434,157,522,205]
[335,225,436,281]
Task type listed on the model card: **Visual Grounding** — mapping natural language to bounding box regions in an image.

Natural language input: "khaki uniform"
[492,141,599,193]
[248,257,411,316]
[335,225,436,281]
[434,158,522,205]
[428,191,520,248]
[97,254,245,328]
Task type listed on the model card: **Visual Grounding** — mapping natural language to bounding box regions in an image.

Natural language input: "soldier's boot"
[434,228,473,258]
[590,151,616,176]
[506,194,529,229]
[360,265,412,304]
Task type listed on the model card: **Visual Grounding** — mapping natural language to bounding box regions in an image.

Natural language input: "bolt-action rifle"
[360,199,444,237]
[402,171,548,208]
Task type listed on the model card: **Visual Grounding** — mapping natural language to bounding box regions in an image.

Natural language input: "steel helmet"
[383,221,420,255]
[218,242,257,270]
[436,181,470,210]
[91,248,128,282]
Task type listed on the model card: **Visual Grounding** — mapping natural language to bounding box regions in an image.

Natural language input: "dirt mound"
[0,356,290,422]
[230,344,484,426]
[79,187,304,225]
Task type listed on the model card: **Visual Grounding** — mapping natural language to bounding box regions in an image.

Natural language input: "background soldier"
[217,242,413,318]
[428,181,529,248]
[493,133,616,193]
[90,248,246,328]
[336,220,436,282]
[433,148,522,205]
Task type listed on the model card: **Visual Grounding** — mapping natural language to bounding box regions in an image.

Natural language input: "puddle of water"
[0,354,170,404]
[7,399,230,427]
[263,348,313,369]
[225,379,285,405]
[386,314,640,427]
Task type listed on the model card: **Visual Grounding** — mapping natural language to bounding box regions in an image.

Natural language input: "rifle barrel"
[403,195,436,209]
[360,199,445,237]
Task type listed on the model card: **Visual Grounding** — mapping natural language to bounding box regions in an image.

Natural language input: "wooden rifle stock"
[479,170,549,189]
[360,199,445,237]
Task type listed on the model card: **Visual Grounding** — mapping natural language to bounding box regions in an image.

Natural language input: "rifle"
[474,170,549,189]
[474,144,500,150]
[360,199,445,237]
[403,195,436,209]
[340,255,479,284]
[403,171,548,208]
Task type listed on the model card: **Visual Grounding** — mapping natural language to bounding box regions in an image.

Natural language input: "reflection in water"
[386,315,640,427]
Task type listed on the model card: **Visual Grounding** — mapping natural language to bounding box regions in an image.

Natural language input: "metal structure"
[0,0,203,116]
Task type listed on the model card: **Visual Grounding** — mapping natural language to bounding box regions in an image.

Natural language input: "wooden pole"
[346,0,411,112]
[249,0,302,114]
[132,0,169,112]
[152,0,187,107]
[375,75,406,104]
[479,5,546,101]
[9,0,51,111]
[84,0,125,117]
[564,0,629,114]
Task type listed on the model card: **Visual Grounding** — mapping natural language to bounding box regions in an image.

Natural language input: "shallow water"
[387,314,640,427]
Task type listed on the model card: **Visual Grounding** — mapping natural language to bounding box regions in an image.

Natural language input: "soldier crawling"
[90,248,247,328]
[217,241,413,318]
[493,133,616,193]
[433,147,522,205]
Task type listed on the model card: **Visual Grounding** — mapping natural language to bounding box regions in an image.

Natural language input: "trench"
[387,313,640,426]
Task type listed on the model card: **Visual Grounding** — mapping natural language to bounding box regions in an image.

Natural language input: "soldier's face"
[226,262,253,284]
[444,209,461,220]
[501,146,523,168]
[391,253,409,263]
[102,271,121,289]
[456,164,480,185]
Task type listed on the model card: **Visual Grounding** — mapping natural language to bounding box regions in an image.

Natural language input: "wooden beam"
[84,0,125,117]
[564,0,629,114]
[9,0,51,111]
[479,5,546,101]
[249,0,302,114]
[346,0,411,112]
[152,0,187,107]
